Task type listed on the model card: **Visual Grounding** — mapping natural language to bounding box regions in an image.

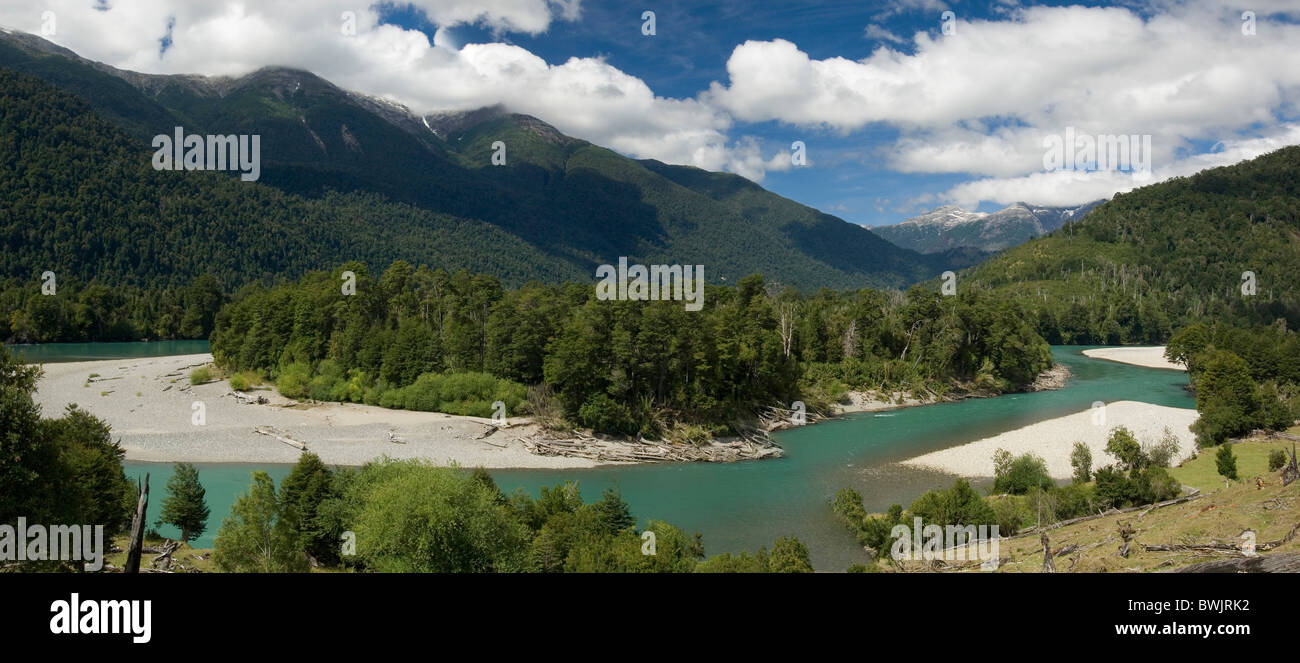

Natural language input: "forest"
[208,260,1054,439]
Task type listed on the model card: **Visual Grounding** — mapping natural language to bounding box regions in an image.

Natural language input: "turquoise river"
[17,341,1193,570]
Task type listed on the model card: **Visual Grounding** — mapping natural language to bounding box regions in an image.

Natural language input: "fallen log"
[253,426,307,451]
[1170,552,1300,573]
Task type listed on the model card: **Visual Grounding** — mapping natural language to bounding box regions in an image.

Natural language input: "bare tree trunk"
[125,474,150,574]
[1041,532,1055,573]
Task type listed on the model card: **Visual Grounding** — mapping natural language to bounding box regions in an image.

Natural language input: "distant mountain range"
[0,29,961,291]
[872,200,1105,254]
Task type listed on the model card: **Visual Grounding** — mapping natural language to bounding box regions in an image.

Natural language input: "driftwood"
[520,431,783,463]
[124,474,150,574]
[1171,552,1300,573]
[474,424,500,440]
[230,390,268,405]
[150,539,182,571]
[253,426,307,451]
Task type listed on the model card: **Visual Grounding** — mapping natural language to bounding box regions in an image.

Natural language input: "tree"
[279,452,337,564]
[213,471,310,573]
[993,451,1054,495]
[1105,427,1146,472]
[1070,442,1092,484]
[1165,323,1209,374]
[157,463,209,543]
[767,536,814,573]
[1192,350,1260,446]
[1215,444,1239,481]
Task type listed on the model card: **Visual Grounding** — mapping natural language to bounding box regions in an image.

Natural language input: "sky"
[4,0,1300,226]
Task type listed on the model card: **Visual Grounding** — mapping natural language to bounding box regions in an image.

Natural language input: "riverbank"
[31,354,601,468]
[828,363,1071,415]
[900,400,1199,479]
[1082,346,1184,371]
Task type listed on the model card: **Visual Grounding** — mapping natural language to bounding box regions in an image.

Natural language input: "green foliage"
[908,479,998,528]
[1105,426,1147,472]
[346,460,531,573]
[767,536,814,573]
[188,367,211,386]
[1268,448,1289,472]
[211,262,1054,437]
[1143,428,1181,468]
[157,463,209,543]
[965,146,1300,344]
[212,471,310,573]
[1,344,135,546]
[992,450,1054,495]
[1215,444,1239,481]
[1070,441,1093,484]
[279,452,339,565]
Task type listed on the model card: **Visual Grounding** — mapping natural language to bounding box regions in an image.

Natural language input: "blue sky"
[10,0,1300,226]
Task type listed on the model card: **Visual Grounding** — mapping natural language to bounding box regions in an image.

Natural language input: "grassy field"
[1169,437,1294,494]
[105,535,218,573]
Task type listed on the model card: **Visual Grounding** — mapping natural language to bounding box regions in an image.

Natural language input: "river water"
[16,341,1192,570]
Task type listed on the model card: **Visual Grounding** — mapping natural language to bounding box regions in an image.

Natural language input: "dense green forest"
[964,146,1300,344]
[1164,321,1299,445]
[210,260,1052,438]
[1,274,225,342]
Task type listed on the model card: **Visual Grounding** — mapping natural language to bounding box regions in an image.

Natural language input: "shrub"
[1143,427,1181,468]
[993,451,1054,495]
[1215,444,1239,481]
[578,393,640,435]
[189,366,211,385]
[228,372,248,391]
[276,362,312,399]
[1269,448,1289,472]
[990,496,1029,535]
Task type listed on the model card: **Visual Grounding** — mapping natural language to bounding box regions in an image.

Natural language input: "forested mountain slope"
[963,146,1300,344]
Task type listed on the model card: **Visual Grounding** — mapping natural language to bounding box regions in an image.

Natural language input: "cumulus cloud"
[940,123,1300,207]
[708,2,1300,202]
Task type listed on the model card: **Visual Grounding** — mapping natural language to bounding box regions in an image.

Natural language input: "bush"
[990,496,1029,535]
[578,393,640,435]
[228,372,248,391]
[1269,448,1289,472]
[992,450,1055,495]
[1215,444,1239,481]
[276,362,312,399]
[189,366,211,385]
[1143,427,1181,468]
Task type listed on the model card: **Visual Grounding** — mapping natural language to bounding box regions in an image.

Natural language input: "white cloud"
[707,3,1300,201]
[940,123,1300,207]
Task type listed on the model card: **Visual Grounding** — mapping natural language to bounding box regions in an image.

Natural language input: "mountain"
[0,30,947,291]
[873,200,1104,254]
[961,146,1300,344]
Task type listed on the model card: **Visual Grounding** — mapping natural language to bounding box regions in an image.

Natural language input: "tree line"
[209,260,1054,439]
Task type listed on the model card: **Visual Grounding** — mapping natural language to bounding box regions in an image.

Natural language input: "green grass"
[189,366,211,385]
[1168,438,1289,493]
